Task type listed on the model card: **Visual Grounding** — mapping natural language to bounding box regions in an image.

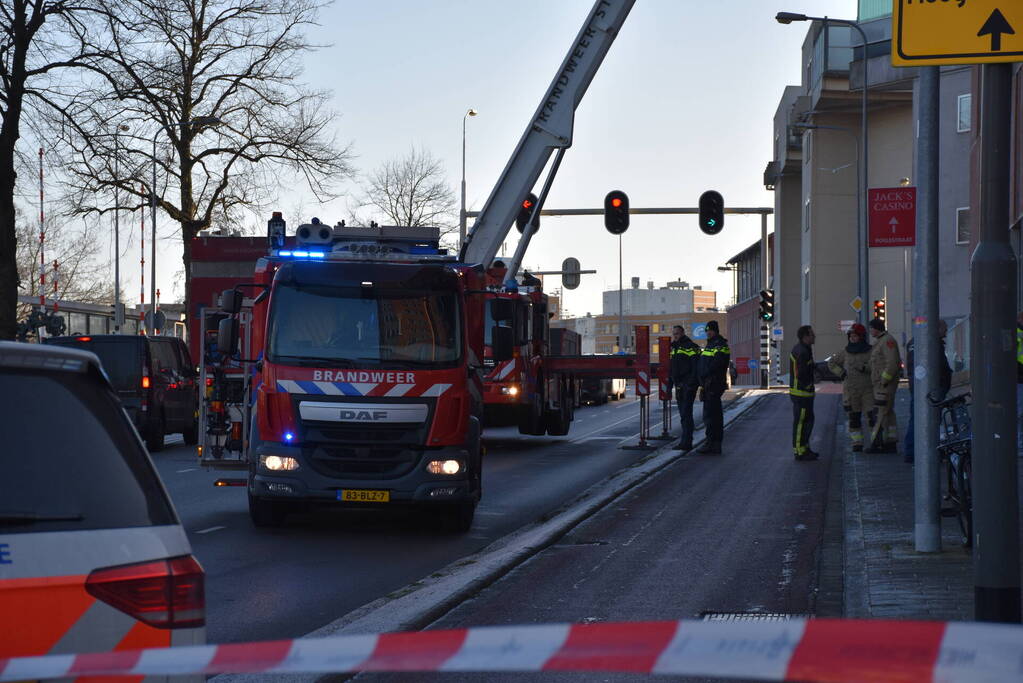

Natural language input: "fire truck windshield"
[267,283,461,368]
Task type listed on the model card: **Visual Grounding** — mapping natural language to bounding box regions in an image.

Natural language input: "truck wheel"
[145,414,165,453]
[438,501,476,533]
[182,417,199,446]
[518,391,546,436]
[248,492,288,527]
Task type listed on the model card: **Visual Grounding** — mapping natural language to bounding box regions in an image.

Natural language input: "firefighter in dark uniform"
[697,320,730,454]
[790,325,819,461]
[667,324,701,451]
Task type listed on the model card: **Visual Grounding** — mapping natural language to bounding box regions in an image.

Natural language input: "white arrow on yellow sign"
[893,2,1023,66]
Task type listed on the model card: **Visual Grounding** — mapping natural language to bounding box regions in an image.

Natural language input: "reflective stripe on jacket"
[669,336,701,387]
[697,335,731,395]
[790,341,815,397]
[870,332,901,389]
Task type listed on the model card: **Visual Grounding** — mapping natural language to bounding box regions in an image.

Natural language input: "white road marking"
[195,525,226,534]
[580,436,624,442]
[177,468,197,473]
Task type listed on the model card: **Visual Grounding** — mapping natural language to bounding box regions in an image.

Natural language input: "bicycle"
[928,391,973,547]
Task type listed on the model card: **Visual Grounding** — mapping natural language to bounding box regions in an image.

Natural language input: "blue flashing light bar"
[275,250,327,259]
[284,432,294,442]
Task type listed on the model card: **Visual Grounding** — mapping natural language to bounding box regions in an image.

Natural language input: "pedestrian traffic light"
[515,193,539,233]
[603,190,629,235]
[873,299,886,324]
[698,190,724,235]
[759,289,775,321]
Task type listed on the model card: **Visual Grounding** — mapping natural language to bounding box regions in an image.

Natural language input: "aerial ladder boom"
[460,0,636,274]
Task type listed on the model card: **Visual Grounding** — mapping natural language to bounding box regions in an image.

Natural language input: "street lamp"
[149,115,223,334]
[112,124,130,333]
[460,108,478,250]
[777,11,870,322]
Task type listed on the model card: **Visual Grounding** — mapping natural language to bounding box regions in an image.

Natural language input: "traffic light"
[873,299,886,324]
[698,190,724,235]
[603,190,629,235]
[759,289,775,321]
[515,193,539,233]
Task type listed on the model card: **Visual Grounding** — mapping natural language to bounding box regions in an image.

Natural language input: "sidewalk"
[835,385,975,620]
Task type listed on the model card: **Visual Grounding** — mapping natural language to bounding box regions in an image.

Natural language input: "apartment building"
[766,1,972,361]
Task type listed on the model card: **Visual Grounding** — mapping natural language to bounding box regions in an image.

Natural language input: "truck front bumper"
[249,442,477,505]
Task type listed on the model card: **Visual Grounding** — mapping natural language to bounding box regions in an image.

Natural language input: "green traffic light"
[708,219,716,227]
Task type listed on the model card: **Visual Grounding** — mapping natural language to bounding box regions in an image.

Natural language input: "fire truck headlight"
[426,459,462,475]
[501,385,520,396]
[261,455,300,471]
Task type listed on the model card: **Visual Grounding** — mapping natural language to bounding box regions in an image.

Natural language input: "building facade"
[767,6,972,364]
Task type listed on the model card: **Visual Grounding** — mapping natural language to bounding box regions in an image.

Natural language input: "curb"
[214,390,770,682]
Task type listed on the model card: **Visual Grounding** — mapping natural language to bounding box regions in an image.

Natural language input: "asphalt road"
[355,392,841,683]
[151,394,703,644]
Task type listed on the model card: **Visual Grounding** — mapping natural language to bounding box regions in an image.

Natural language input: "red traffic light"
[516,193,540,233]
[603,190,630,235]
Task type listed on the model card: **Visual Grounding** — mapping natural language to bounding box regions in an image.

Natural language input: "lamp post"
[113,124,129,333]
[149,116,223,334]
[460,108,478,250]
[777,12,870,323]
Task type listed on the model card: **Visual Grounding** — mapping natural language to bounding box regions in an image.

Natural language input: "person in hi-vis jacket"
[790,325,819,461]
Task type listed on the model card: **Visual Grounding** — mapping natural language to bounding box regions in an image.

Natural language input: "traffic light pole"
[970,62,1020,623]
[761,212,769,389]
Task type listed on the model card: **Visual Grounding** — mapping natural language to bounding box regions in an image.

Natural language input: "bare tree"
[57,0,354,323]
[0,0,107,339]
[361,146,457,245]
[15,208,116,316]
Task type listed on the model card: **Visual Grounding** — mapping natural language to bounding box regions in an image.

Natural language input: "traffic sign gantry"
[893,2,1022,66]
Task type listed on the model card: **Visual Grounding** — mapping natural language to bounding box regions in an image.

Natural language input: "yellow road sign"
[850,296,864,313]
[893,2,1023,66]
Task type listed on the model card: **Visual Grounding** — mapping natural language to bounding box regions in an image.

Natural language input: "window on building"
[652,323,659,333]
[956,207,970,245]
[803,268,810,301]
[957,94,972,133]
[652,343,659,355]
[804,197,811,233]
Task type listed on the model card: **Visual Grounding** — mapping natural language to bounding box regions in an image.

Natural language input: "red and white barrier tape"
[1,619,1021,682]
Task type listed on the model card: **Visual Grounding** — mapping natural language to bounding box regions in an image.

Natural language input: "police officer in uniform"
[790,325,819,461]
[867,317,902,453]
[697,320,730,454]
[828,323,873,452]
[667,324,701,451]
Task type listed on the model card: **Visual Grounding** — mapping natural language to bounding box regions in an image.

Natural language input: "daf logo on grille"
[340,409,388,421]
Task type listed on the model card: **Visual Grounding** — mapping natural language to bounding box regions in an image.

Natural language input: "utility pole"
[913,67,941,553]
[970,62,1020,622]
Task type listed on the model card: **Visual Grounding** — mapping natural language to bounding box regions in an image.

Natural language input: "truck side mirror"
[218,317,239,357]
[220,289,242,314]
[491,326,514,362]
[490,299,514,323]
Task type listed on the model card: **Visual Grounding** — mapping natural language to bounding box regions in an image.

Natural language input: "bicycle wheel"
[957,453,973,548]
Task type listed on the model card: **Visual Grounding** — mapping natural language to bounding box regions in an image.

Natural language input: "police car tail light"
[85,555,205,629]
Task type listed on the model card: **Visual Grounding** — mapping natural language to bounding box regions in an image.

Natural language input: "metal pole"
[150,132,158,335]
[970,62,1020,622]
[460,115,467,250]
[761,212,769,389]
[618,234,624,353]
[914,66,941,553]
[114,130,121,334]
[837,19,871,325]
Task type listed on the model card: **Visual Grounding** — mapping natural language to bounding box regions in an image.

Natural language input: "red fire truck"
[194,0,646,531]
[482,282,580,436]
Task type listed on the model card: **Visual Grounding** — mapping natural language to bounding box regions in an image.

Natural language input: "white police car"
[0,342,204,670]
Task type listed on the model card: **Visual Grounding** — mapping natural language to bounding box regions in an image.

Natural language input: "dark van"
[45,335,199,451]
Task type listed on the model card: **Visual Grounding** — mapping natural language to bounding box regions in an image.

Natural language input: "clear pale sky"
[153,0,859,317]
